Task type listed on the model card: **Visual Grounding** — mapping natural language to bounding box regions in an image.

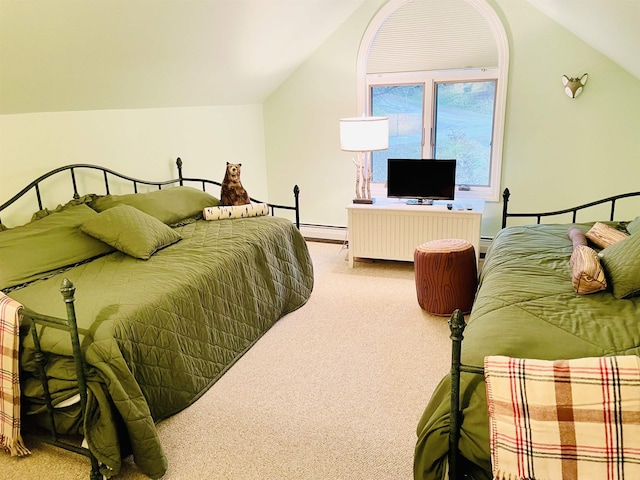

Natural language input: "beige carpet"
[0,241,453,480]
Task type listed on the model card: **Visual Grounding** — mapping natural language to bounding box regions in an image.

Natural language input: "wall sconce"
[339,116,389,204]
[562,73,588,98]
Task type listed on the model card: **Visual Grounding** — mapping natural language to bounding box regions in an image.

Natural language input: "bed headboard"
[501,188,640,228]
[0,158,300,228]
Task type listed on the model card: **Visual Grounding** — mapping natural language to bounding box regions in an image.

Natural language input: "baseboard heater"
[300,224,348,243]
[301,223,493,257]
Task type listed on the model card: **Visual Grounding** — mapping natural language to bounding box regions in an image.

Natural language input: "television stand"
[406,198,433,205]
[346,198,484,267]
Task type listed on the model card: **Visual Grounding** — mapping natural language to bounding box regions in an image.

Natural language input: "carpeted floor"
[0,240,453,479]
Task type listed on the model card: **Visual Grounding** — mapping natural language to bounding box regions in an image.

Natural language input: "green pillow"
[627,216,640,235]
[0,204,114,290]
[598,233,640,299]
[89,186,219,225]
[30,194,100,221]
[81,204,182,260]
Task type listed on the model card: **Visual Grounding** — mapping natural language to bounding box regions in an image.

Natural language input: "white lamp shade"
[339,116,389,152]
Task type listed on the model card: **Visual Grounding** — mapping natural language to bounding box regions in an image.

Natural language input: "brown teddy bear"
[220,162,250,206]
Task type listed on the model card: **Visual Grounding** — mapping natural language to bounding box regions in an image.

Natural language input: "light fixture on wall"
[339,116,389,204]
[562,73,588,98]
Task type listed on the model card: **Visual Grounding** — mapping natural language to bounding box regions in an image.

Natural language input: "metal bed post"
[61,279,103,480]
[448,309,465,480]
[501,188,510,228]
[448,309,484,480]
[176,157,184,186]
[293,185,300,229]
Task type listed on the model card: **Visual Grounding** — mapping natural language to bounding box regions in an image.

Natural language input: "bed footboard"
[22,279,102,480]
[448,309,484,480]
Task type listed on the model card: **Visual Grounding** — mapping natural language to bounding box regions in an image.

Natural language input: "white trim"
[356,0,509,202]
[300,224,348,243]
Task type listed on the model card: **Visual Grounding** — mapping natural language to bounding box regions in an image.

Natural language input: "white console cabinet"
[346,198,484,267]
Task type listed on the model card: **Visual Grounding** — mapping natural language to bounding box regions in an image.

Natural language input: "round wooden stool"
[414,239,478,316]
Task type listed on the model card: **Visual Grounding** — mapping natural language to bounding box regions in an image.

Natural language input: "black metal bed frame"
[1,157,301,228]
[448,188,640,480]
[1,158,301,479]
[501,187,640,228]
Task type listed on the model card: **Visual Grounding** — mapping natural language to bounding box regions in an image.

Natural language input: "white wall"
[0,105,269,226]
[264,0,384,222]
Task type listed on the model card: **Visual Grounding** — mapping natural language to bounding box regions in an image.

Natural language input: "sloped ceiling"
[0,0,365,114]
[525,0,640,80]
[1,0,638,115]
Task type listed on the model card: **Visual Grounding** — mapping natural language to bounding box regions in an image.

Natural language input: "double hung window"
[369,69,497,198]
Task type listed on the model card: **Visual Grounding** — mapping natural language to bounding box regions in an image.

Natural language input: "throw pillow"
[90,186,219,225]
[81,204,181,260]
[202,203,269,221]
[0,204,114,290]
[626,216,640,235]
[585,222,628,249]
[30,194,100,221]
[599,233,640,299]
[568,227,587,247]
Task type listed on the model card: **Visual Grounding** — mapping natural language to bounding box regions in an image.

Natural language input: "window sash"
[433,79,497,187]
[367,69,499,200]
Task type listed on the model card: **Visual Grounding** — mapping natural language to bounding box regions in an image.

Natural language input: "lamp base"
[353,198,375,204]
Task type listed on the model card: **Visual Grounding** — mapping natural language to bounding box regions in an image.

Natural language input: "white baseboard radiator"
[300,223,493,258]
[300,224,348,243]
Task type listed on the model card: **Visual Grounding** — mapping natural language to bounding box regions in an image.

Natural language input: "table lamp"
[339,116,389,204]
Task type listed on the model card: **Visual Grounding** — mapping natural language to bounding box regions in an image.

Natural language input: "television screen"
[387,159,456,203]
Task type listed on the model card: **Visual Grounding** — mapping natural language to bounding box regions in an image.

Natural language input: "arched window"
[357,0,509,201]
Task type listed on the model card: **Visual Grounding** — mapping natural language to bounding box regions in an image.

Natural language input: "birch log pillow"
[568,227,607,295]
[203,203,269,221]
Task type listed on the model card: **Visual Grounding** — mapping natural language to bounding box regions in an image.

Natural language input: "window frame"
[367,68,499,199]
[356,0,509,202]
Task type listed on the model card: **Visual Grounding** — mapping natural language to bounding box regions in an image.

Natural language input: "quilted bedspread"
[11,216,314,478]
[414,223,640,480]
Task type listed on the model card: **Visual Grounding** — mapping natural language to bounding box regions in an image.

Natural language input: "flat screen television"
[387,159,456,204]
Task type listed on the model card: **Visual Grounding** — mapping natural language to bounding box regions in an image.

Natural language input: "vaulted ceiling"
[525,0,640,80]
[1,0,638,115]
[0,0,365,114]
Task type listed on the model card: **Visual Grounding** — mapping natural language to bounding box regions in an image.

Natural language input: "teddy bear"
[220,162,251,206]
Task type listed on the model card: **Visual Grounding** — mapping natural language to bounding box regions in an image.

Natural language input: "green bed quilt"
[10,216,314,478]
[414,223,640,480]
